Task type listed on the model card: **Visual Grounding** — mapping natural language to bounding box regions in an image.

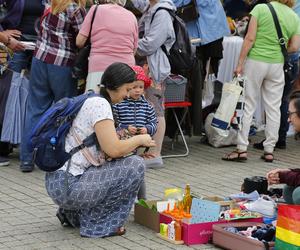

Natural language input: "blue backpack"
[29,91,99,172]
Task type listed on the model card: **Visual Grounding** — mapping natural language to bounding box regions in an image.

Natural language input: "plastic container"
[164,74,187,103]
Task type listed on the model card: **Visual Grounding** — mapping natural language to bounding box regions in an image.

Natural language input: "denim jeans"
[20,57,77,162]
[9,50,33,73]
[278,52,299,143]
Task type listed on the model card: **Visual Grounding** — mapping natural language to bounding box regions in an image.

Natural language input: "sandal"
[222,151,247,162]
[105,227,126,237]
[261,152,274,163]
[56,208,72,227]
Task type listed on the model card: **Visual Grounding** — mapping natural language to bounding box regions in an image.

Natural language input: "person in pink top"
[76,0,138,93]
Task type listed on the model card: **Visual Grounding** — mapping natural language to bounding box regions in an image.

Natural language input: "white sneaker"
[244,196,276,217]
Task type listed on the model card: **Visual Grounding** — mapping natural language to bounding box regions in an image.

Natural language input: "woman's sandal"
[261,152,274,163]
[222,151,247,162]
[105,227,126,237]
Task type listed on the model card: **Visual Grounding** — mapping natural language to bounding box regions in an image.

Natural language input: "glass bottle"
[183,184,192,213]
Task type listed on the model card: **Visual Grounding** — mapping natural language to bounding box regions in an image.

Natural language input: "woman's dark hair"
[100,62,136,103]
[289,90,300,118]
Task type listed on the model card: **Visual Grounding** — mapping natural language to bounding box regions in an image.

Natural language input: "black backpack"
[150,7,194,75]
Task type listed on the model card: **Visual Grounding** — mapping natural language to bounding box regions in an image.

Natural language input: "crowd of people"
[1,0,300,238]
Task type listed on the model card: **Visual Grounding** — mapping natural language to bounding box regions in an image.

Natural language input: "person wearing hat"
[113,65,157,199]
[113,65,157,137]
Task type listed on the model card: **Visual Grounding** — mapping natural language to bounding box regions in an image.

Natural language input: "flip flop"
[222,151,247,162]
[261,152,274,163]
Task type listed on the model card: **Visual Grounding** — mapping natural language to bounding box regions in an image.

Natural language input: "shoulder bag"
[267,3,294,82]
[176,0,199,23]
[72,5,98,81]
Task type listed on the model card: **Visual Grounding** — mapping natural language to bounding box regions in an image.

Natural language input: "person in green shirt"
[223,0,300,163]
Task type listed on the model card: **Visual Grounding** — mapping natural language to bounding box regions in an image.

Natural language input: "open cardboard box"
[134,200,160,233]
[213,222,275,250]
[160,213,263,246]
[203,196,236,211]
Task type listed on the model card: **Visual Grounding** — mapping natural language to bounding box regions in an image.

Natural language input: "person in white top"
[45,62,155,238]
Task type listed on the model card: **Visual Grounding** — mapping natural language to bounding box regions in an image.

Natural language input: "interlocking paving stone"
[0,133,299,249]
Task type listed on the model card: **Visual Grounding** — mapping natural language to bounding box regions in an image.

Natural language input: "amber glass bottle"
[183,184,192,213]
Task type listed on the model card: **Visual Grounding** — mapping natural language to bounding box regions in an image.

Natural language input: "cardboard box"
[134,201,160,233]
[160,213,263,245]
[213,222,275,250]
[203,196,235,211]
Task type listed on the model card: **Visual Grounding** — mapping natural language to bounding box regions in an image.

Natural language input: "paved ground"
[0,133,299,250]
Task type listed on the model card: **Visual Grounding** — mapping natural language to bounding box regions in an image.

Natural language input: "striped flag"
[275,204,300,250]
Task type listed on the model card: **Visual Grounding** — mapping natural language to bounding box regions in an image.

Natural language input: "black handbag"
[72,5,98,80]
[243,176,268,194]
[267,3,294,82]
[176,0,199,23]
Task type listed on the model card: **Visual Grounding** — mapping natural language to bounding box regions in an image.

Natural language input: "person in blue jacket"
[172,0,230,78]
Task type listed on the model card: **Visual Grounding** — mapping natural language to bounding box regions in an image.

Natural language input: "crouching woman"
[45,63,155,238]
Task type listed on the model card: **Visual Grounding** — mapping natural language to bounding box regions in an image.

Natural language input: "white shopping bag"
[211,77,243,137]
[205,113,238,147]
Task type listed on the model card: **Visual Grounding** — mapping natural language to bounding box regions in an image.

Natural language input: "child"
[113,65,157,200]
[113,65,156,137]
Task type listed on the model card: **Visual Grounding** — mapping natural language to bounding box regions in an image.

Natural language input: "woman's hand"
[8,37,25,51]
[137,134,156,147]
[3,29,21,39]
[266,168,291,185]
[234,64,243,76]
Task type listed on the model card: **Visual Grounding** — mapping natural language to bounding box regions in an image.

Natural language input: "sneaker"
[20,161,34,172]
[229,190,260,201]
[0,156,9,166]
[244,196,276,217]
[144,156,164,169]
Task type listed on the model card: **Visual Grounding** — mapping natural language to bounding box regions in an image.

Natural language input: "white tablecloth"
[217,36,243,84]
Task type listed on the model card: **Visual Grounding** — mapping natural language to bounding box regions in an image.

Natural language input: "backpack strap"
[150,7,174,56]
[150,7,174,24]
[68,132,98,159]
[70,128,101,166]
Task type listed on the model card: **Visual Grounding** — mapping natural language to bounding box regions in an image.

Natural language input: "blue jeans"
[9,50,33,73]
[278,52,299,143]
[20,57,77,162]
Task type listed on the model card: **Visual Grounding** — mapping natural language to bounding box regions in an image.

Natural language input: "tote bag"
[211,77,243,137]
